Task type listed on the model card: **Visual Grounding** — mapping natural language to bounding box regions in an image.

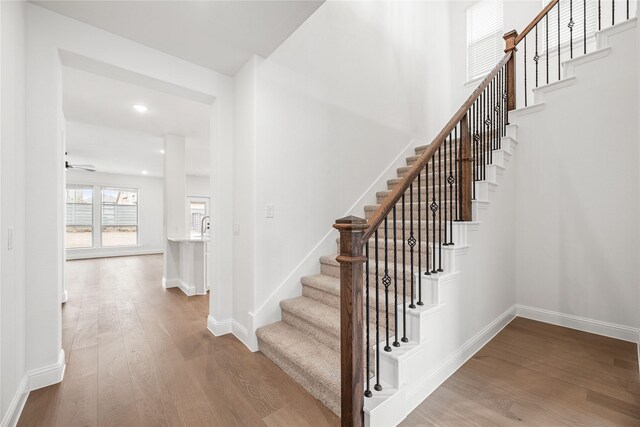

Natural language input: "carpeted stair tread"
[255,321,340,414]
[281,296,341,337]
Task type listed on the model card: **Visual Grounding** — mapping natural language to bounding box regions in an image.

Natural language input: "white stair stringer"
[364,129,519,426]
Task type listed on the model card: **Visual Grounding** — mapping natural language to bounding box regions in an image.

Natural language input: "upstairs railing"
[334,1,635,425]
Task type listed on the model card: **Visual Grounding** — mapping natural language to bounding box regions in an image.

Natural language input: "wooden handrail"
[362,50,512,242]
[514,0,559,45]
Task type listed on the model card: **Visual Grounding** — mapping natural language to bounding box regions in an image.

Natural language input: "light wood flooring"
[18,255,640,426]
[402,317,640,426]
[18,255,339,427]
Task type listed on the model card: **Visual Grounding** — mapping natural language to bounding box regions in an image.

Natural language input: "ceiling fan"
[65,152,96,172]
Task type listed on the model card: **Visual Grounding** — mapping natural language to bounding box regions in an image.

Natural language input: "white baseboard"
[515,305,640,343]
[404,305,516,415]
[66,248,163,261]
[0,376,29,427]
[206,315,258,352]
[207,315,232,336]
[28,349,66,391]
[162,277,195,296]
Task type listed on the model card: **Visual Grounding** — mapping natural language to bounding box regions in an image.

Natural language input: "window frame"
[65,184,95,250]
[100,186,140,248]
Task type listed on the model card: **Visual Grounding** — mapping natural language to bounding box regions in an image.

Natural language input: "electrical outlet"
[233,223,240,235]
[266,204,275,218]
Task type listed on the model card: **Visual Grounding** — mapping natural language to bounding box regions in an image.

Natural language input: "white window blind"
[542,0,597,53]
[467,0,504,81]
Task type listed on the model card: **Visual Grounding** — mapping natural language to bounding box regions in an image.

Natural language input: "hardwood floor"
[402,317,640,426]
[18,255,339,427]
[18,255,640,426]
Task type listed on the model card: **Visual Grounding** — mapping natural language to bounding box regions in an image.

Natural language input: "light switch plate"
[266,204,275,218]
[7,227,13,250]
[233,223,240,235]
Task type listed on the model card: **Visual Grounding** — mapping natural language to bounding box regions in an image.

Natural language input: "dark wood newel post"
[503,30,518,121]
[333,215,369,427]
[459,113,472,221]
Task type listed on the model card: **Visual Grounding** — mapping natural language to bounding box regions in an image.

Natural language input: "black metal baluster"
[431,156,437,274]
[364,243,371,397]
[418,166,425,308]
[472,104,477,198]
[408,183,415,309]
[569,0,574,59]
[524,36,528,106]
[393,205,399,348]
[598,0,602,30]
[502,67,508,136]
[448,129,454,245]
[437,146,443,272]
[401,193,408,343]
[383,216,391,352]
[374,229,381,391]
[612,0,615,25]
[558,0,562,80]
[455,124,460,221]
[546,15,550,84]
[584,0,587,54]
[444,135,449,246]
[535,24,540,88]
[627,0,629,20]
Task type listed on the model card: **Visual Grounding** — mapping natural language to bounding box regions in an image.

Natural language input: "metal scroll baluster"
[408,183,415,309]
[448,130,454,245]
[455,124,460,221]
[401,193,408,343]
[558,1,561,80]
[569,0,574,59]
[364,243,371,397]
[534,24,539,88]
[383,216,391,352]
[487,86,493,164]
[437,146,443,272]
[444,135,449,247]
[546,15,549,84]
[472,105,477,197]
[430,155,437,274]
[393,205,399,348]
[503,67,508,136]
[612,0,615,25]
[418,166,425,307]
[374,229,381,391]
[524,37,528,106]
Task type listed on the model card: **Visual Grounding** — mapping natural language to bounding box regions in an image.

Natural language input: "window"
[542,0,597,54]
[101,187,138,246]
[189,199,209,238]
[467,0,504,81]
[65,185,93,249]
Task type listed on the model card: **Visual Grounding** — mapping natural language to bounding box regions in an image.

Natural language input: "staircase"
[256,2,637,426]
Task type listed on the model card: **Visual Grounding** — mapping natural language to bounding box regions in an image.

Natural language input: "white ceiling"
[33,0,324,75]
[63,66,211,177]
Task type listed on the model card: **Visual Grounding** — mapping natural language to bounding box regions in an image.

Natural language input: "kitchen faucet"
[200,216,210,239]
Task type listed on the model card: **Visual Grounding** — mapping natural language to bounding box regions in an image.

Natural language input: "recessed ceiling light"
[160,149,165,154]
[141,170,148,175]
[132,104,148,113]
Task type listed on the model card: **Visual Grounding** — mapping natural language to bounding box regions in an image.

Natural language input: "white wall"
[513,21,639,331]
[25,2,233,388]
[65,170,164,260]
[229,1,455,347]
[186,174,210,197]
[0,1,28,425]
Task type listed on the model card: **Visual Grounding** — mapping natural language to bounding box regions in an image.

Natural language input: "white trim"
[207,315,232,336]
[562,48,612,77]
[61,289,68,304]
[66,248,163,260]
[206,315,258,352]
[515,305,640,343]
[404,305,516,415]
[508,103,545,121]
[27,349,66,391]
[532,76,577,103]
[0,376,29,427]
[162,277,195,296]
